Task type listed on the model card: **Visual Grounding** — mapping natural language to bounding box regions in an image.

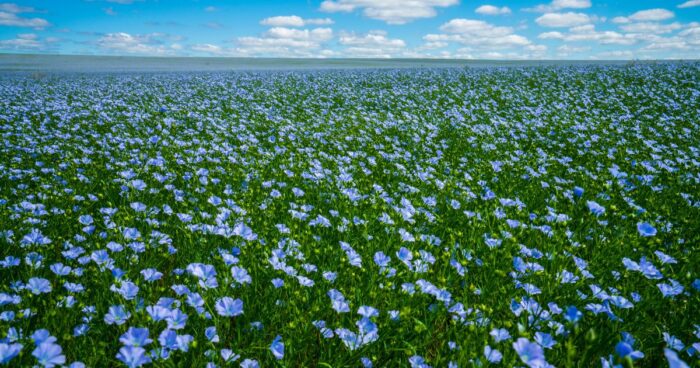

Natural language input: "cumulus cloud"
[338,30,406,57]
[630,8,674,21]
[594,50,635,59]
[232,27,334,57]
[417,41,449,50]
[678,0,700,8]
[642,38,689,51]
[480,49,547,59]
[0,32,61,52]
[194,16,338,58]
[612,8,674,24]
[421,18,546,59]
[536,12,591,27]
[448,43,547,59]
[191,43,224,54]
[96,32,182,55]
[679,23,700,44]
[610,16,629,24]
[619,22,682,34]
[636,23,700,53]
[0,5,50,29]
[475,5,511,15]
[0,3,37,13]
[556,44,590,56]
[260,15,334,27]
[0,32,42,49]
[525,0,591,13]
[319,0,459,24]
[443,19,522,41]
[263,27,333,42]
[539,24,637,44]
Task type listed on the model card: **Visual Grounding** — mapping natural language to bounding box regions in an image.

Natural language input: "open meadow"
[1,63,699,367]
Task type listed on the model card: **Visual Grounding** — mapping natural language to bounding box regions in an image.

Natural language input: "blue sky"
[0,0,699,59]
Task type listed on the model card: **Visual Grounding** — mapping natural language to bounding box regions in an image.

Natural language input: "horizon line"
[2,53,699,62]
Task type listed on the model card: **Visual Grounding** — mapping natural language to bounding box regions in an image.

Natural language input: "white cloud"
[619,22,682,34]
[594,50,635,59]
[0,3,37,13]
[451,44,547,59]
[481,51,545,59]
[204,6,218,12]
[678,0,700,8]
[425,18,532,47]
[535,12,591,27]
[611,16,630,24]
[630,8,674,21]
[642,38,689,50]
[0,32,41,49]
[338,30,406,57]
[613,8,675,24]
[556,44,590,56]
[418,41,449,49]
[538,24,637,44]
[440,19,514,36]
[0,11,50,29]
[233,27,334,57]
[552,0,591,8]
[475,5,511,15]
[191,43,224,54]
[339,30,405,47]
[0,32,61,52]
[104,7,117,16]
[525,0,591,13]
[537,20,699,58]
[676,22,700,50]
[679,23,700,44]
[319,0,459,24]
[262,27,333,42]
[260,15,334,27]
[96,32,182,55]
[593,24,695,58]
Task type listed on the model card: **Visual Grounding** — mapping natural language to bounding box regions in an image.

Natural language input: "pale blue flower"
[240,359,259,368]
[658,279,684,298]
[215,297,243,317]
[116,346,151,367]
[664,348,689,368]
[534,332,556,349]
[484,345,502,363]
[615,342,644,360]
[104,305,131,325]
[26,278,52,294]
[270,335,284,360]
[32,342,65,367]
[637,222,657,237]
[587,201,605,216]
[0,343,22,365]
[513,338,546,368]
[490,328,511,343]
[119,327,152,347]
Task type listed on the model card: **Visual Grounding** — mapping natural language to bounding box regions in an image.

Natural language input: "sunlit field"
[1,64,699,367]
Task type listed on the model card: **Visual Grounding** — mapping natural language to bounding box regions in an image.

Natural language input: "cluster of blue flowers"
[1,64,699,366]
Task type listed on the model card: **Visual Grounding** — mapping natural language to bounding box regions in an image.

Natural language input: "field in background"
[0,54,652,72]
